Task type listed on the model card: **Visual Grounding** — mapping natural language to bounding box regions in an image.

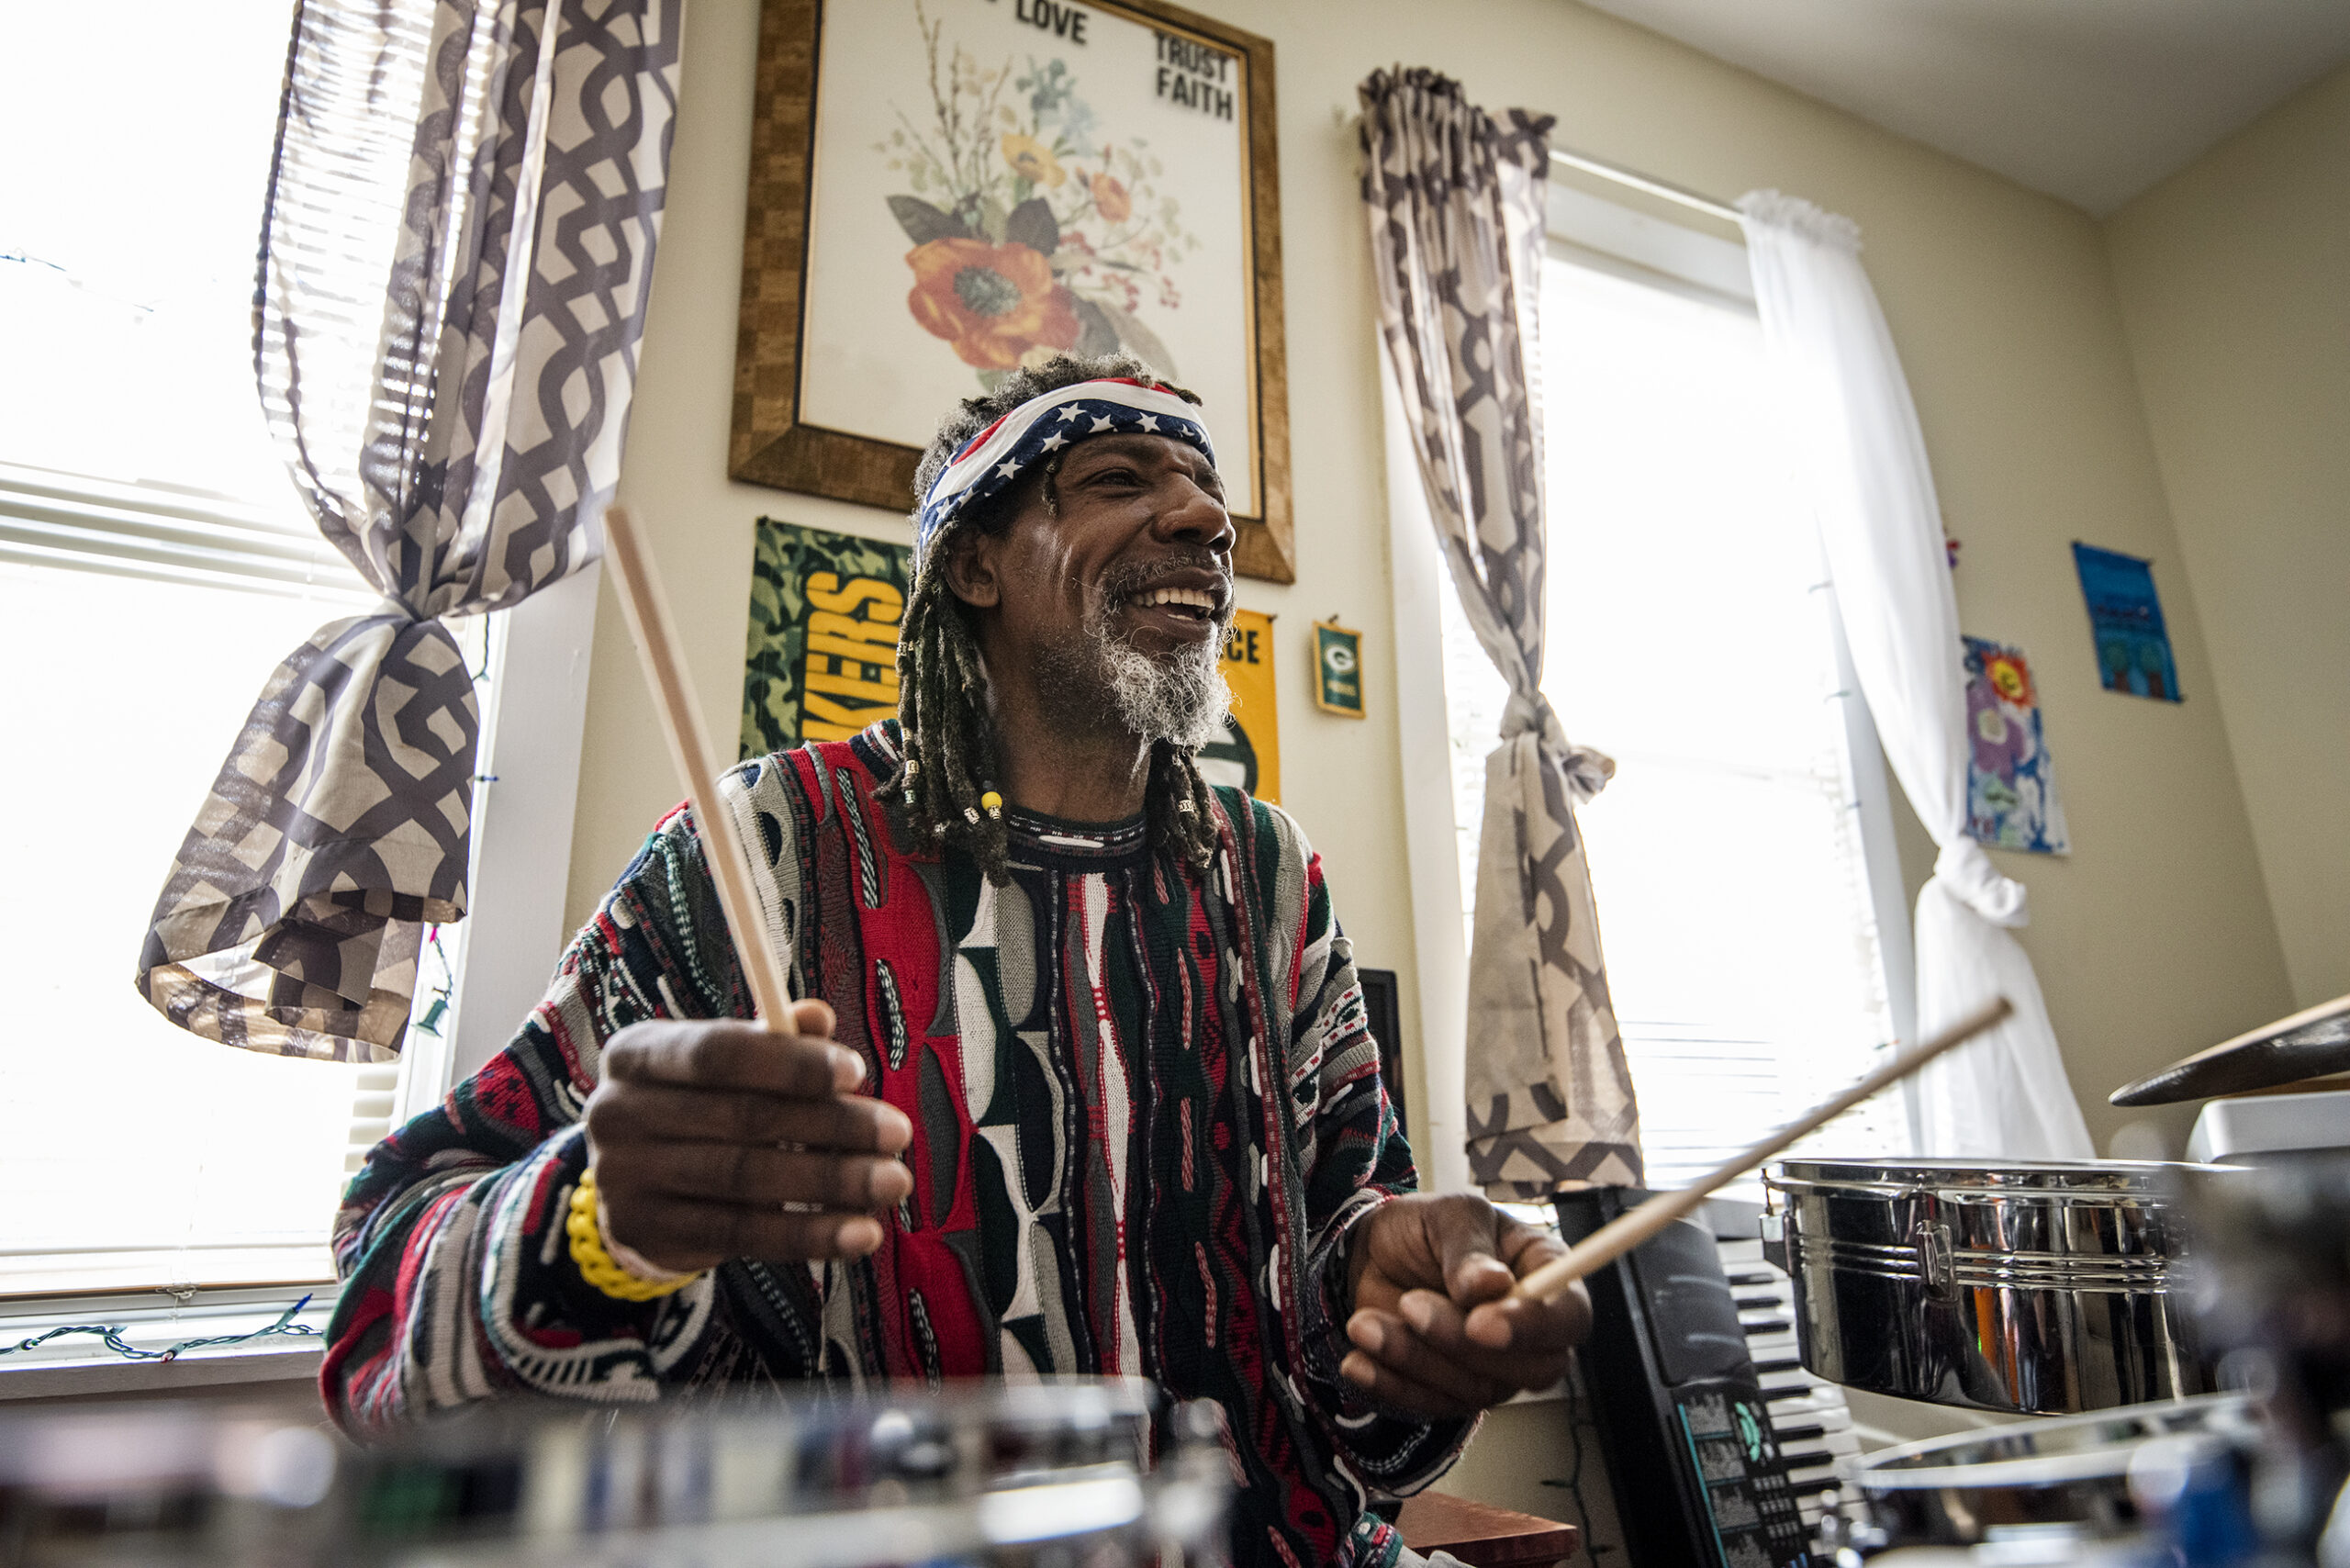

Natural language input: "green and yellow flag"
[741,520,911,757]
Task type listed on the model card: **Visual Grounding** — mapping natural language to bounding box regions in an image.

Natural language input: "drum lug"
[1760,1210,1788,1275]
[1919,1220,1957,1299]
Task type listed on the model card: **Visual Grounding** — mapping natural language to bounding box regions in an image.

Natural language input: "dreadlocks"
[886,352,1223,887]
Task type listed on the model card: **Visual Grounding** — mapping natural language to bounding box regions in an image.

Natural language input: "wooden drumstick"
[1513,994,2016,1305]
[600,505,796,1030]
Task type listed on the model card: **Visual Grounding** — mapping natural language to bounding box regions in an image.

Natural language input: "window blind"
[0,459,371,604]
[345,1063,403,1176]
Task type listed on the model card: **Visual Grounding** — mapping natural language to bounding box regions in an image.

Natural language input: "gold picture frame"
[730,0,1294,583]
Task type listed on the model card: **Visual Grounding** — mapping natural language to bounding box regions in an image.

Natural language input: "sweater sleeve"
[1248,802,1479,1504]
[323,801,761,1433]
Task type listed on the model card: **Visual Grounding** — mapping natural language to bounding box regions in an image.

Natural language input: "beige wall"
[2104,62,2350,1014]
[573,0,2306,1520]
[584,0,2292,1159]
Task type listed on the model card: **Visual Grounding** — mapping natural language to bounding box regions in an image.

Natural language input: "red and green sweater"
[324,721,1470,1566]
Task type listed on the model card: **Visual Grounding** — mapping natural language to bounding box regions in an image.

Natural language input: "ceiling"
[1572,0,2350,215]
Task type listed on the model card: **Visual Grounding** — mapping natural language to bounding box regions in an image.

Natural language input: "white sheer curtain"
[1738,191,2094,1161]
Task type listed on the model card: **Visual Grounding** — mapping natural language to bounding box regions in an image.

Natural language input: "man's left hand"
[1340,1193,1590,1419]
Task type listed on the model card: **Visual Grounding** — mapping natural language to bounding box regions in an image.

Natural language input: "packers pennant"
[1313,620,1364,718]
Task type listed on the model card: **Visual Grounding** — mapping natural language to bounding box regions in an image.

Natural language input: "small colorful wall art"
[2072,543,2181,701]
[1962,637,2070,856]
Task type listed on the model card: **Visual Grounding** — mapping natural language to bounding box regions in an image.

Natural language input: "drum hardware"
[1830,1393,2261,1559]
[2188,1087,2350,1165]
[1791,1152,2350,1563]
[0,1382,1229,1568]
[2169,1152,2350,1562]
[1705,1006,2350,1563]
[1917,1221,1954,1300]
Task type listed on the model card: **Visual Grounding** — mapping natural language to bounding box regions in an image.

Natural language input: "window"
[0,3,468,1310]
[1431,186,1915,1197]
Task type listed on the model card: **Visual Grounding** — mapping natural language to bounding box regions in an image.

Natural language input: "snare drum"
[1765,1159,2214,1415]
[0,1380,1229,1567]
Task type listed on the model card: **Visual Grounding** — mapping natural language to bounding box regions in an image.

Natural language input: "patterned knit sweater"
[323,722,1470,1566]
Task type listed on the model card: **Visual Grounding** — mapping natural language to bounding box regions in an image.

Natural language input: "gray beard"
[1099,630,1231,748]
[1035,610,1232,749]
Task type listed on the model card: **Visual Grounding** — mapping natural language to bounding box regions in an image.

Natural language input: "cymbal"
[2110,991,2350,1107]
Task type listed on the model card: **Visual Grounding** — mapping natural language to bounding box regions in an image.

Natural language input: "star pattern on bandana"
[916,383,1219,569]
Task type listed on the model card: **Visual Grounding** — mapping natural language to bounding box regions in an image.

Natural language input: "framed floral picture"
[731,0,1293,581]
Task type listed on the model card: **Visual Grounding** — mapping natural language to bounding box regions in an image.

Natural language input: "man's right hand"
[581,1000,913,1274]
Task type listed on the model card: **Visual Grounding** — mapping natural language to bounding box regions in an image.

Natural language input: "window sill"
[0,1286,335,1404]
[0,1339,322,1401]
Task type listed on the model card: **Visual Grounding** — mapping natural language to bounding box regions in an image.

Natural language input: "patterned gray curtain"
[138,0,683,1062]
[1358,69,1642,1197]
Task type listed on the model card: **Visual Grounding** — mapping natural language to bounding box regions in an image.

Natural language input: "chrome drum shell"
[1764,1159,2215,1415]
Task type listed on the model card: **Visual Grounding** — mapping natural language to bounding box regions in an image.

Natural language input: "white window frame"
[442,561,602,1088]
[1385,182,1919,1197]
[0,479,599,1398]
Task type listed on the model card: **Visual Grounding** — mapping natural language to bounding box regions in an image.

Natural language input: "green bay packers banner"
[1207,609,1281,803]
[741,520,910,757]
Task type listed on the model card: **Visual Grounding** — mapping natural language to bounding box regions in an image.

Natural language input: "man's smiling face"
[949,430,1237,742]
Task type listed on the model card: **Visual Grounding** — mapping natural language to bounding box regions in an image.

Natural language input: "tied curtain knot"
[1499,689,1615,806]
[1933,837,2030,929]
[136,0,682,1062]
[1362,62,1643,1197]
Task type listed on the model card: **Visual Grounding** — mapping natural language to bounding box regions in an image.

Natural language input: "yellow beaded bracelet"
[565,1167,704,1302]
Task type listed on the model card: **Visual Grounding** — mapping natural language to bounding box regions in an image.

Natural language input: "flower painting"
[759,0,1281,546]
[902,235,1078,371]
[878,6,1200,386]
[734,0,1290,575]
[1962,636,2070,856]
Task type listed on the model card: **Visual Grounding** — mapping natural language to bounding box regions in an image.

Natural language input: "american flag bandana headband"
[912,377,1218,571]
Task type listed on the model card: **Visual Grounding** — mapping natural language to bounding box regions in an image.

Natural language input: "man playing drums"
[324,354,1589,1568]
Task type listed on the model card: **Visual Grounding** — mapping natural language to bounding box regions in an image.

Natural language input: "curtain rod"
[1550,145,1742,225]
